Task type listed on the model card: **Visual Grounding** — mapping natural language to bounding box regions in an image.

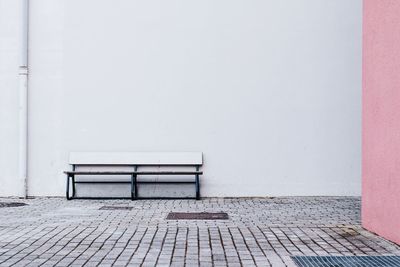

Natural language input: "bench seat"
[65,152,203,200]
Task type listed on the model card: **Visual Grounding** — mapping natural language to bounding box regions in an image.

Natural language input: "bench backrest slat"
[69,152,203,166]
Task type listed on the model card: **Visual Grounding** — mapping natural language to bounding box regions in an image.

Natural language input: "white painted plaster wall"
[0,0,24,196]
[2,0,362,197]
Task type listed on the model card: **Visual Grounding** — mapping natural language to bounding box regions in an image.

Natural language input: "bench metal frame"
[65,164,202,200]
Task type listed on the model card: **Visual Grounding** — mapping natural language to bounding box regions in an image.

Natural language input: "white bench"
[64,152,203,200]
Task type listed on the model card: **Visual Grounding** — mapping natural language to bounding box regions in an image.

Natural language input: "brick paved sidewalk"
[0,197,398,266]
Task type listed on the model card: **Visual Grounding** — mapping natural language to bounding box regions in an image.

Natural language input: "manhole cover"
[0,202,27,208]
[292,256,400,267]
[99,206,132,211]
[166,212,229,220]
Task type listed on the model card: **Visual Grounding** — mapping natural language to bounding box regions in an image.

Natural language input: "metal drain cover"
[292,256,400,267]
[0,202,27,208]
[167,212,229,220]
[99,206,132,211]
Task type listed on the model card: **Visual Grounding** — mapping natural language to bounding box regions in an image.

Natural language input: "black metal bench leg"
[195,174,200,200]
[134,175,138,200]
[66,175,72,200]
[195,166,200,200]
[72,175,76,197]
[131,174,137,201]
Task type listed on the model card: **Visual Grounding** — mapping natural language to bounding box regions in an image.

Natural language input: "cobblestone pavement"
[0,197,399,267]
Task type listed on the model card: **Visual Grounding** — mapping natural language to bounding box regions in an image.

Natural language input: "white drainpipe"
[18,0,29,198]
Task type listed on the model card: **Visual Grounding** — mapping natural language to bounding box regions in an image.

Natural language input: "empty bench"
[64,152,203,200]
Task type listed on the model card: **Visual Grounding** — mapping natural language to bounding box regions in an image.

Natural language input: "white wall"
[0,0,24,196]
[3,0,362,197]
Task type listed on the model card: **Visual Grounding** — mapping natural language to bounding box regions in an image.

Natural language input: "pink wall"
[363,0,400,245]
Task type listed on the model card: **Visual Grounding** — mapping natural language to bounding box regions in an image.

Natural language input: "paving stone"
[0,197,398,266]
